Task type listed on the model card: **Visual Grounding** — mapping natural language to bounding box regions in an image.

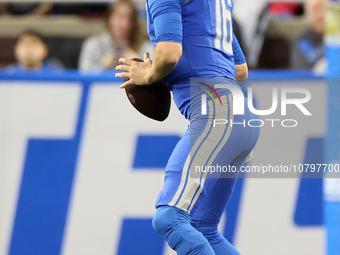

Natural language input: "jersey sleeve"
[232,33,246,65]
[148,0,183,44]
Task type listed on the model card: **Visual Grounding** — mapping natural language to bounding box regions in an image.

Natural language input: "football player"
[116,0,259,254]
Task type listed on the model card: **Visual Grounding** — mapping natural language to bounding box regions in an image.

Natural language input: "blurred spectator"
[79,0,154,71]
[10,30,63,72]
[0,3,53,15]
[233,18,247,59]
[258,36,290,69]
[233,0,267,67]
[234,2,303,69]
[291,0,326,71]
[268,3,303,17]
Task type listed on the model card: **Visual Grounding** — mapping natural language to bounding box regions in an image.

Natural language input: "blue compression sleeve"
[148,0,183,44]
[232,34,246,65]
[153,206,215,254]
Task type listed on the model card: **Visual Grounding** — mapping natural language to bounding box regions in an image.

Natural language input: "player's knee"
[152,210,167,236]
[152,206,192,248]
[152,206,177,236]
[153,207,214,253]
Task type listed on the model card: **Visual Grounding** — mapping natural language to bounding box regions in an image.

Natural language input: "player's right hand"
[115,52,153,88]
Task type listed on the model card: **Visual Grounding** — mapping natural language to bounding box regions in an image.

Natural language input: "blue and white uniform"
[147,0,260,254]
[147,0,246,118]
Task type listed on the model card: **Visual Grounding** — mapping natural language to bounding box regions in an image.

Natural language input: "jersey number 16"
[214,0,233,55]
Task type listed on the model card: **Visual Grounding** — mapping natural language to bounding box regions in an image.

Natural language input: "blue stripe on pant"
[153,87,260,254]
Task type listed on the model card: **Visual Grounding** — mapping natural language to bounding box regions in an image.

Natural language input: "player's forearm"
[235,63,248,82]
[145,42,182,84]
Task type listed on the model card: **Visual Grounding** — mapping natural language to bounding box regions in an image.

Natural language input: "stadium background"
[0,0,339,255]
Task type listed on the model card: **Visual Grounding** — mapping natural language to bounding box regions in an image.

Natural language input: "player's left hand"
[115,52,152,89]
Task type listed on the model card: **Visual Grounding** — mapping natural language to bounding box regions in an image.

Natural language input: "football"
[124,58,171,121]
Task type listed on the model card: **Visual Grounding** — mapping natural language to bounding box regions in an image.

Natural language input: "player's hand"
[115,52,153,89]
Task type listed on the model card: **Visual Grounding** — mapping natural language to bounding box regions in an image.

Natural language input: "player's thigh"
[190,116,259,223]
[155,112,217,209]
[155,129,190,201]
[191,153,249,226]
[191,177,237,226]
[155,124,210,208]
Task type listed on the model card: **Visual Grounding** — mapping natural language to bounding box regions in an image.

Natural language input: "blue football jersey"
[146,0,242,88]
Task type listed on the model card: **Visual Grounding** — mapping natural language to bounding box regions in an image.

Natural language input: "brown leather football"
[124,58,171,121]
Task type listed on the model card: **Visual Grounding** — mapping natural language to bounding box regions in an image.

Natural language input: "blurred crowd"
[0,0,327,74]
[1,0,153,72]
